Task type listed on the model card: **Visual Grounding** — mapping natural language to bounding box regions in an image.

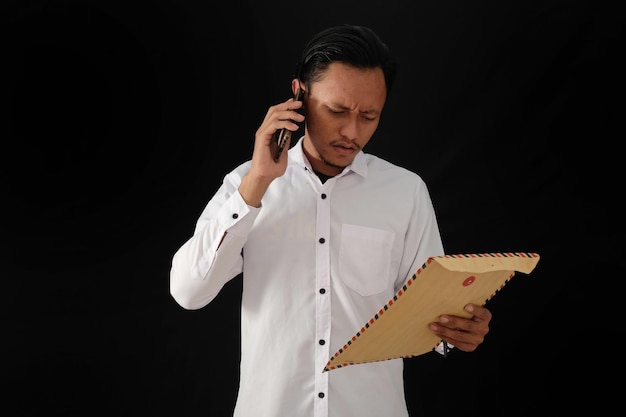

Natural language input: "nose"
[338,114,359,140]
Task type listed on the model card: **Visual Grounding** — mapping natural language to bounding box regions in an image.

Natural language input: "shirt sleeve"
[433,340,455,355]
[394,177,445,292]
[169,167,260,310]
[397,176,448,356]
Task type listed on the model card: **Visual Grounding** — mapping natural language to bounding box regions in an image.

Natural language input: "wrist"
[238,173,272,207]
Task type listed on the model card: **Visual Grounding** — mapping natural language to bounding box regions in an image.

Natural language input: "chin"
[322,156,349,171]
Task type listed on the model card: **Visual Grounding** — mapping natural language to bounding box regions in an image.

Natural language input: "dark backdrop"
[1,0,623,416]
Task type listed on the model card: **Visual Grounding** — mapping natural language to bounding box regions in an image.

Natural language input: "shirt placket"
[314,179,333,417]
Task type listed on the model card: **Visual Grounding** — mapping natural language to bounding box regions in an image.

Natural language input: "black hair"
[294,24,398,96]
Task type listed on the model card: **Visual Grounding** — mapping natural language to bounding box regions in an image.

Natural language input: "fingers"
[250,98,305,174]
[428,304,492,352]
[260,98,305,135]
[465,303,492,323]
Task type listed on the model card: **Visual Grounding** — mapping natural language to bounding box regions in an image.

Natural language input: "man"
[170,24,491,417]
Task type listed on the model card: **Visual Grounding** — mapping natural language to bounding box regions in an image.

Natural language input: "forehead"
[310,62,387,109]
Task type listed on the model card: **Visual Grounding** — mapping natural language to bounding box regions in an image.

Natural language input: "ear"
[291,78,304,97]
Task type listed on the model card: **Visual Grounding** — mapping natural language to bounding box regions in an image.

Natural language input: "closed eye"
[329,109,377,121]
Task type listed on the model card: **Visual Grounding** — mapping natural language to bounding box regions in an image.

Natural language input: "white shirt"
[170,137,445,417]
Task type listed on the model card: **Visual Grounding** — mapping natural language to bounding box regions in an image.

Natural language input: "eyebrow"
[332,103,381,116]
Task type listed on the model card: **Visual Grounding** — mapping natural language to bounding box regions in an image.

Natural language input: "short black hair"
[294,24,398,96]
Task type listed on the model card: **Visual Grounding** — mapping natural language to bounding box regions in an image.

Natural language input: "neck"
[314,170,333,184]
[302,137,343,177]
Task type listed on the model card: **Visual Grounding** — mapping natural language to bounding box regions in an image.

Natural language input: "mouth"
[332,141,359,155]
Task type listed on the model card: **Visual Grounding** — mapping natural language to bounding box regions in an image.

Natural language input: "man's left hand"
[429,304,492,352]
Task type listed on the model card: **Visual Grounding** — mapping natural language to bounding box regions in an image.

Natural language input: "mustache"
[330,139,362,151]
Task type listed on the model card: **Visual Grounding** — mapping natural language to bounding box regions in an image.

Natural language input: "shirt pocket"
[338,224,395,296]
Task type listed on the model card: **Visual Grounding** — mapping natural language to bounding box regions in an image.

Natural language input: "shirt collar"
[290,136,368,179]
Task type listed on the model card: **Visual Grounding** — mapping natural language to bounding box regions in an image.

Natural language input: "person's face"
[301,62,387,176]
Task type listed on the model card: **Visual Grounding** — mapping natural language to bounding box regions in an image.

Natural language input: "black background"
[1,0,623,416]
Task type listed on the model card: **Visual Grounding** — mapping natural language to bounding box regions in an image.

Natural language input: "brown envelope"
[324,252,540,372]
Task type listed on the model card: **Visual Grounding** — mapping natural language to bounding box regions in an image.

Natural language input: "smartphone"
[271,88,303,162]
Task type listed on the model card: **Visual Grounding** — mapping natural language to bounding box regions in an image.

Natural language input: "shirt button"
[319,288,326,294]
[318,392,325,399]
[319,339,325,345]
[232,213,238,219]
[321,193,327,199]
[318,238,325,244]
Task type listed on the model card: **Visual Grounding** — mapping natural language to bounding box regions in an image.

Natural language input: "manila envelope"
[324,252,540,372]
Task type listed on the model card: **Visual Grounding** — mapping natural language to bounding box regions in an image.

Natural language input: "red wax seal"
[462,276,476,286]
